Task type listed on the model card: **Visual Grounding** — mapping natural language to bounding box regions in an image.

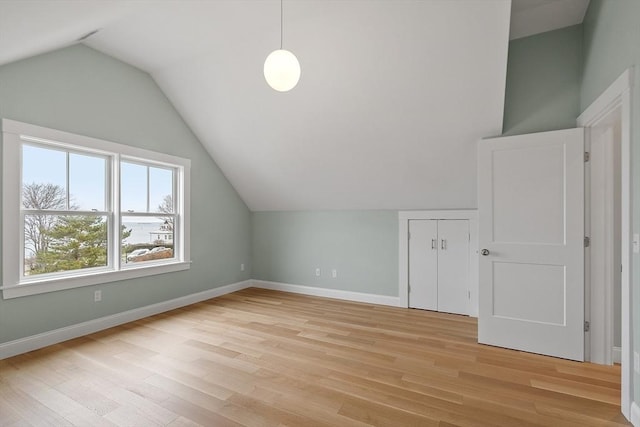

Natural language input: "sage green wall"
[582,0,640,405]
[0,45,251,344]
[503,25,582,136]
[252,211,398,296]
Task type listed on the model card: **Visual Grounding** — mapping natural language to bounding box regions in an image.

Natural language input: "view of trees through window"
[22,181,124,275]
[22,144,175,277]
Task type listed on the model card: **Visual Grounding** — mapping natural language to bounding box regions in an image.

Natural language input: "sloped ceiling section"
[0,1,150,65]
[0,1,512,211]
[510,0,590,39]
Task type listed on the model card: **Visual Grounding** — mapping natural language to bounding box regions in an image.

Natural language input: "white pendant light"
[264,0,300,92]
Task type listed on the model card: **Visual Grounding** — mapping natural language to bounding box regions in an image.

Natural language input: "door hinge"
[468,290,471,299]
[584,152,590,162]
[584,236,590,247]
[408,284,411,293]
[584,321,590,332]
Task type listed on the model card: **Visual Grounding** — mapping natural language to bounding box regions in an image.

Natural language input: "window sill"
[1,261,191,299]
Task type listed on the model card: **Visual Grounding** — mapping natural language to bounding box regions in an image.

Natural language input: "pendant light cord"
[280,0,283,49]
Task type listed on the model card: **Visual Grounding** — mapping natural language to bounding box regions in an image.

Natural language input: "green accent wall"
[0,45,252,344]
[582,0,640,405]
[503,25,583,136]
[252,211,398,296]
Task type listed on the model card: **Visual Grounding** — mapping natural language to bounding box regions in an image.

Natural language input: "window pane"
[22,145,67,210]
[149,167,173,214]
[24,214,108,276]
[121,161,147,212]
[122,215,174,264]
[69,153,106,211]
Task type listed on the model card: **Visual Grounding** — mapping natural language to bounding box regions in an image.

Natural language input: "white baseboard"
[252,280,401,307]
[0,280,252,360]
[613,346,622,364]
[631,401,640,427]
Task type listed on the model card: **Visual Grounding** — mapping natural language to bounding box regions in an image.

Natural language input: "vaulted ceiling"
[0,0,589,211]
[510,0,590,39]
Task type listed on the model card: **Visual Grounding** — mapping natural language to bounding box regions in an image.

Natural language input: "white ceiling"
[510,0,590,39]
[0,1,587,211]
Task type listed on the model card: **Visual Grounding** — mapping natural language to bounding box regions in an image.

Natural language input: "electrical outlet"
[315,268,321,277]
[240,263,245,271]
[634,352,640,373]
[331,269,337,278]
[94,290,102,302]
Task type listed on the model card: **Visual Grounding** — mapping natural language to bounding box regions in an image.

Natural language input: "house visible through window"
[2,119,191,299]
[121,160,176,264]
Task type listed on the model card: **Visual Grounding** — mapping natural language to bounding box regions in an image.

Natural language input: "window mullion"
[19,210,26,281]
[112,155,121,272]
[146,166,150,213]
[21,209,108,216]
[66,151,70,210]
[173,168,180,260]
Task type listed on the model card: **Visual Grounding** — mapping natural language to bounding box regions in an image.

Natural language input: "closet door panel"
[408,220,438,310]
[437,220,470,315]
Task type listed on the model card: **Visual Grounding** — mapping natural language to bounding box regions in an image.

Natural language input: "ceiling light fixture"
[264,0,300,92]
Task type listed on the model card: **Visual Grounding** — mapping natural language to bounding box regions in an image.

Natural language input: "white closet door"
[437,220,470,315]
[408,220,438,310]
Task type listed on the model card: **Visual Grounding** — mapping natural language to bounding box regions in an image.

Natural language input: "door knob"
[481,249,490,256]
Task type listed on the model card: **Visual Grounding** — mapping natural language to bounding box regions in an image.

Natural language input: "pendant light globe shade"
[264,49,301,92]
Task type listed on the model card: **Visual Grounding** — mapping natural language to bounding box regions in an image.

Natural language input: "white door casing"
[408,220,438,310]
[478,128,585,361]
[437,220,470,315]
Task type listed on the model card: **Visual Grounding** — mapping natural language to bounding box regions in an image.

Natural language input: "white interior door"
[437,220,470,315]
[409,220,438,310]
[478,128,585,361]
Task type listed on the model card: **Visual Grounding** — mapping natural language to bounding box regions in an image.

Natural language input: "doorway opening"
[585,106,622,366]
[578,68,633,419]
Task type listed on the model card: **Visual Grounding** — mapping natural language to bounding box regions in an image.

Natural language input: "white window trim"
[2,119,191,299]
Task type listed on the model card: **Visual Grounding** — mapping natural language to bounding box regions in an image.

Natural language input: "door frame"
[585,124,618,366]
[398,210,478,314]
[577,67,633,419]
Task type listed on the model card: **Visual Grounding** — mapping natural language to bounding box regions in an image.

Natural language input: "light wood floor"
[0,288,630,426]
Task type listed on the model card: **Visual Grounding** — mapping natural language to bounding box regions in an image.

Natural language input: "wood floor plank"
[53,379,119,417]
[0,288,630,426]
[0,369,114,427]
